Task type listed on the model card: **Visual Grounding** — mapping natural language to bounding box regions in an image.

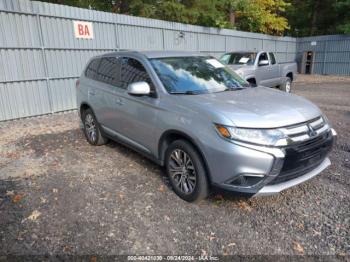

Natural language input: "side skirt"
[101,125,163,166]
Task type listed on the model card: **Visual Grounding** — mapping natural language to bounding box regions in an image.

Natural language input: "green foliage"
[37,0,350,36]
[334,0,350,34]
[236,0,290,35]
[285,0,350,36]
[36,0,113,11]
[128,0,234,28]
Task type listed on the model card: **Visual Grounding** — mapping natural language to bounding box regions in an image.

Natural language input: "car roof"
[224,50,259,54]
[98,50,207,59]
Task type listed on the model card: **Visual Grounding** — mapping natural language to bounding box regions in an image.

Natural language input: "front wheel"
[165,140,209,202]
[279,77,292,93]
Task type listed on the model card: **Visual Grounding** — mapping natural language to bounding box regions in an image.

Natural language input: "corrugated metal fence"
[297,35,350,75]
[0,0,298,121]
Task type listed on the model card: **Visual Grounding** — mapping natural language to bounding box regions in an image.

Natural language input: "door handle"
[88,90,96,96]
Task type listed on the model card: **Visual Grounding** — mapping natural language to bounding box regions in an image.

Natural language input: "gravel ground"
[0,75,349,257]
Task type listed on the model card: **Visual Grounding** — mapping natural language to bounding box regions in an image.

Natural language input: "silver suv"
[76,51,336,202]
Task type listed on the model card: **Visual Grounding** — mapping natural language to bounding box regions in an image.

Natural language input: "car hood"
[180,87,322,128]
[227,64,243,70]
[227,64,253,71]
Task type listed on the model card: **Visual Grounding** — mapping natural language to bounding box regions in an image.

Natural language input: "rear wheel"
[165,140,209,202]
[82,108,108,146]
[279,77,292,93]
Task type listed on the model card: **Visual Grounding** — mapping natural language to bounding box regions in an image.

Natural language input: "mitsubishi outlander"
[76,51,336,202]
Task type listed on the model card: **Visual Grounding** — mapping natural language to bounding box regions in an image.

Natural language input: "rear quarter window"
[85,59,100,80]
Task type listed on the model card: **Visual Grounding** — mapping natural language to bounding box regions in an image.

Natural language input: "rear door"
[92,56,125,134]
[83,58,104,120]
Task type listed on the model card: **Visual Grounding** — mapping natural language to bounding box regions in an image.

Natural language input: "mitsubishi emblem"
[307,124,317,137]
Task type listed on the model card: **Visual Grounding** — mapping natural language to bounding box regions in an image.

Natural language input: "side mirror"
[127,81,151,96]
[258,60,269,66]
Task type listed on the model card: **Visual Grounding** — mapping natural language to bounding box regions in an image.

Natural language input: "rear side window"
[85,59,100,80]
[96,57,121,86]
[269,52,276,65]
[120,57,154,90]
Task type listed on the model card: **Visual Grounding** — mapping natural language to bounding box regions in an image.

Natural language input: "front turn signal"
[215,124,231,139]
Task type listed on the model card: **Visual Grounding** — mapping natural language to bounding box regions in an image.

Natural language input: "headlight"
[322,114,330,126]
[215,124,287,146]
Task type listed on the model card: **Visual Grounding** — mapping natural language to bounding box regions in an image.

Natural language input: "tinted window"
[269,52,276,65]
[120,57,154,90]
[96,57,121,86]
[85,59,100,80]
[258,52,269,63]
[150,56,249,94]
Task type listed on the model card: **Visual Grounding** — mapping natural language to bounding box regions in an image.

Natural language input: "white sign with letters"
[73,21,94,39]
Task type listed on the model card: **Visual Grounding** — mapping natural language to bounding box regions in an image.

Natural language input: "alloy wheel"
[169,149,197,194]
[85,114,97,142]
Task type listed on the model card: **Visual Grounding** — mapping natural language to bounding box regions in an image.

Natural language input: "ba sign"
[73,21,94,39]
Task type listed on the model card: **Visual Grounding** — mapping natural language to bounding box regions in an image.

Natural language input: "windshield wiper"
[169,90,201,95]
[224,87,245,91]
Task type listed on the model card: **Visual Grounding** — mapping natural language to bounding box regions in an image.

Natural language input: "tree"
[285,0,348,36]
[335,0,350,34]
[128,0,234,28]
[235,0,290,35]
[37,0,291,35]
[129,0,290,34]
[36,0,113,11]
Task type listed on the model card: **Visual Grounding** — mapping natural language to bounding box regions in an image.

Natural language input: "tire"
[247,78,257,87]
[82,108,108,146]
[165,140,209,202]
[279,77,292,93]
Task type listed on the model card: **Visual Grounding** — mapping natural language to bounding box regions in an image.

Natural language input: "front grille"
[269,130,333,185]
[280,116,329,143]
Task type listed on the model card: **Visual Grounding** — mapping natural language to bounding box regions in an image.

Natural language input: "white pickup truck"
[220,51,297,92]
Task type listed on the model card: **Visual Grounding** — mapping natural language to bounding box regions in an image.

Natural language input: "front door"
[268,52,280,86]
[255,52,273,87]
[112,56,160,155]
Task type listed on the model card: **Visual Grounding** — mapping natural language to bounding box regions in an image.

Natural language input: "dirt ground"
[0,74,349,257]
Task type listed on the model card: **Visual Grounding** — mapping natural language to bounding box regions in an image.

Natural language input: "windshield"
[220,52,256,65]
[149,56,249,94]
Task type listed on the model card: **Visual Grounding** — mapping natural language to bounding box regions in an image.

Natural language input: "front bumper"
[210,128,336,196]
[254,157,330,196]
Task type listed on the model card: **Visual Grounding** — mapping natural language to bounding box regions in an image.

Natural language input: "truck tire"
[279,77,292,93]
[247,78,257,87]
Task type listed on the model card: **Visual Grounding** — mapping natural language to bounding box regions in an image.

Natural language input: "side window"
[120,57,154,91]
[220,54,231,65]
[85,59,100,80]
[258,52,269,63]
[96,57,121,86]
[269,52,276,65]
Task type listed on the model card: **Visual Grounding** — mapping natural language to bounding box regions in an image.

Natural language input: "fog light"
[229,173,265,187]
